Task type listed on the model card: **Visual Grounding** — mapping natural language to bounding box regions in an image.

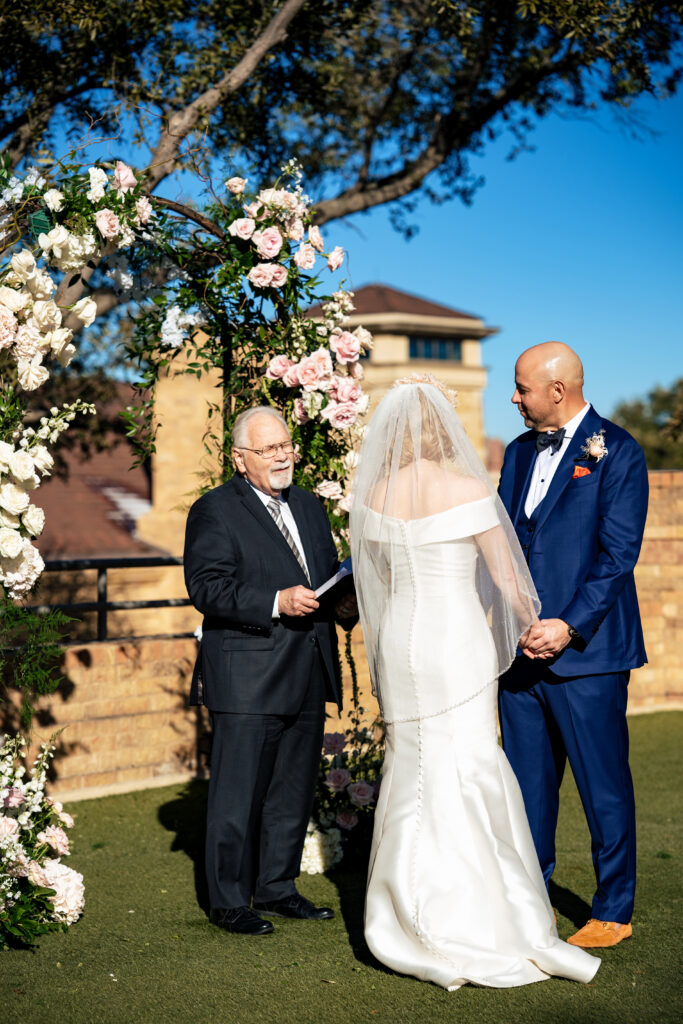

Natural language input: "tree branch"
[152,196,225,239]
[145,0,308,189]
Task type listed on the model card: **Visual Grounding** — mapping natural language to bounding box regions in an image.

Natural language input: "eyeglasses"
[237,441,295,460]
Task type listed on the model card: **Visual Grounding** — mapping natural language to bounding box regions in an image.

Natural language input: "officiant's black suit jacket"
[184,473,343,714]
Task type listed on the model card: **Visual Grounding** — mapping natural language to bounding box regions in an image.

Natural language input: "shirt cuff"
[272,592,280,619]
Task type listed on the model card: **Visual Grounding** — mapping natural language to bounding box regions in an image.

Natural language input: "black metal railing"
[26,556,194,642]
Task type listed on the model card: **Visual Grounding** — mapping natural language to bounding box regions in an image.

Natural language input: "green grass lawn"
[2,712,681,1024]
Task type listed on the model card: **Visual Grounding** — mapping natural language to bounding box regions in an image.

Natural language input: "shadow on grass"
[158,780,210,915]
[328,855,394,977]
[548,880,592,928]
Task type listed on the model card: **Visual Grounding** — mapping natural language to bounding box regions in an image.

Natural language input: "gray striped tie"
[267,499,310,584]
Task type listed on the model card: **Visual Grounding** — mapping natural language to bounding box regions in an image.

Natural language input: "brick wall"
[5,471,680,800]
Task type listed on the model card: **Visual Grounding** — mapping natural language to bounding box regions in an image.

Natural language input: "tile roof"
[307,283,479,320]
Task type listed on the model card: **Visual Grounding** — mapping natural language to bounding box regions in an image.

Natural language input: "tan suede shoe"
[567,919,632,948]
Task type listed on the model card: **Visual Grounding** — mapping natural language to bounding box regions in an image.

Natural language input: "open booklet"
[315,556,353,598]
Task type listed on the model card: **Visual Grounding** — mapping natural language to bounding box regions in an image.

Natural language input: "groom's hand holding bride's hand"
[520,619,572,659]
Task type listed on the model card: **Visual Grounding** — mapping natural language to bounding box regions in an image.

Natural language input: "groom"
[498,342,648,948]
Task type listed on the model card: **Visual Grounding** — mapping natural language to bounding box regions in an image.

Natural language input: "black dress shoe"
[253,892,334,920]
[209,906,274,935]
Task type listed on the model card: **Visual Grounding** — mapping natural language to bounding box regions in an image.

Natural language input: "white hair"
[231,406,290,448]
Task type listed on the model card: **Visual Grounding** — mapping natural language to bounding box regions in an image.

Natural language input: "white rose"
[0,527,22,559]
[225,176,247,194]
[8,449,35,482]
[32,445,54,475]
[39,225,70,258]
[22,505,45,538]
[71,297,97,327]
[10,249,37,283]
[17,355,50,392]
[42,860,85,925]
[14,322,45,360]
[26,271,55,300]
[0,508,20,528]
[56,342,76,368]
[0,537,44,599]
[0,441,14,472]
[31,300,62,333]
[43,188,64,212]
[0,286,31,314]
[0,482,30,515]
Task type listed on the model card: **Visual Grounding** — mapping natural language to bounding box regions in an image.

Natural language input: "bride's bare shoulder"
[420,461,489,506]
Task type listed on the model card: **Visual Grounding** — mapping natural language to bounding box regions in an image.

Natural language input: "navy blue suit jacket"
[184,474,344,713]
[498,406,648,676]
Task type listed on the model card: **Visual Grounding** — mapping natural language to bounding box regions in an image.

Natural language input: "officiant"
[184,406,355,936]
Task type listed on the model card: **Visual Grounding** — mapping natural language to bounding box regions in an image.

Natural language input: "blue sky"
[327,91,683,442]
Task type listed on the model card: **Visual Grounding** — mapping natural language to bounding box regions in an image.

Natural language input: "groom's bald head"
[512,342,586,431]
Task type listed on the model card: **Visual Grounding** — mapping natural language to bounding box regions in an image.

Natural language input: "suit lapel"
[286,487,319,588]
[511,434,537,524]
[232,476,309,581]
[532,406,602,535]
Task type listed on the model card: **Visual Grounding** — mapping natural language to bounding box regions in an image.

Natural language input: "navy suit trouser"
[498,659,636,924]
[205,653,326,910]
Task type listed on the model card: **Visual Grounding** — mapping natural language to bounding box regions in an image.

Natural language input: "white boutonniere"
[580,429,608,462]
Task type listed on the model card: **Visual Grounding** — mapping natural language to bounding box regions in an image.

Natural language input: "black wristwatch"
[566,623,581,642]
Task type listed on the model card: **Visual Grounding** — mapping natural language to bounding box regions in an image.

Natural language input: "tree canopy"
[612,378,683,468]
[3,0,683,235]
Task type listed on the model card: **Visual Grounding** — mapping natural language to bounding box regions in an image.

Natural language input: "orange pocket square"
[572,465,591,479]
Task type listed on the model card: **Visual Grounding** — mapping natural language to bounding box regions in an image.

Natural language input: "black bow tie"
[536,428,566,454]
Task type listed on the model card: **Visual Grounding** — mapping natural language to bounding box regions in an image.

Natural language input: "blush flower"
[266,354,294,379]
[0,305,18,349]
[331,375,362,404]
[135,196,153,224]
[325,768,351,792]
[247,263,274,288]
[315,480,344,502]
[335,810,358,830]
[226,176,248,194]
[323,732,345,755]
[269,264,288,288]
[228,217,256,241]
[327,246,344,271]
[38,824,70,856]
[330,331,361,364]
[308,225,324,252]
[252,226,283,259]
[347,780,375,807]
[113,161,137,193]
[293,398,309,424]
[282,363,301,387]
[294,243,316,270]
[320,400,359,430]
[94,208,121,240]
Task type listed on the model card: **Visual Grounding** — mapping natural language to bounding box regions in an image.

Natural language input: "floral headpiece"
[392,372,458,408]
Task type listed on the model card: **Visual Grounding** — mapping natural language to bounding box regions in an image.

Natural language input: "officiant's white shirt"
[524,403,591,517]
[249,483,310,618]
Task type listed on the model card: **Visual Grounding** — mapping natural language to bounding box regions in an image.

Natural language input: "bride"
[349,376,599,990]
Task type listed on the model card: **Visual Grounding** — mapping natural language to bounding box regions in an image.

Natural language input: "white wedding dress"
[362,499,600,989]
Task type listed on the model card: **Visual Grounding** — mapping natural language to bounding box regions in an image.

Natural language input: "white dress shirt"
[524,403,591,517]
[249,484,310,617]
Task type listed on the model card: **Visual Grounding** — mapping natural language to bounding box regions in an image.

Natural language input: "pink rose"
[226,176,247,194]
[288,218,305,241]
[335,810,358,831]
[327,245,344,271]
[0,815,19,840]
[3,786,25,808]
[266,354,294,379]
[113,161,137,193]
[331,375,362,404]
[95,208,121,240]
[353,326,373,350]
[308,225,324,252]
[269,264,288,288]
[316,480,344,501]
[293,398,309,425]
[323,732,345,755]
[308,347,333,378]
[247,263,274,288]
[253,226,283,259]
[325,768,351,792]
[349,359,364,380]
[37,824,70,856]
[228,217,256,241]
[294,243,316,271]
[135,196,153,224]
[27,860,50,887]
[282,362,301,387]
[321,400,359,430]
[330,331,361,364]
[347,780,375,807]
[243,201,261,218]
[297,354,325,391]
